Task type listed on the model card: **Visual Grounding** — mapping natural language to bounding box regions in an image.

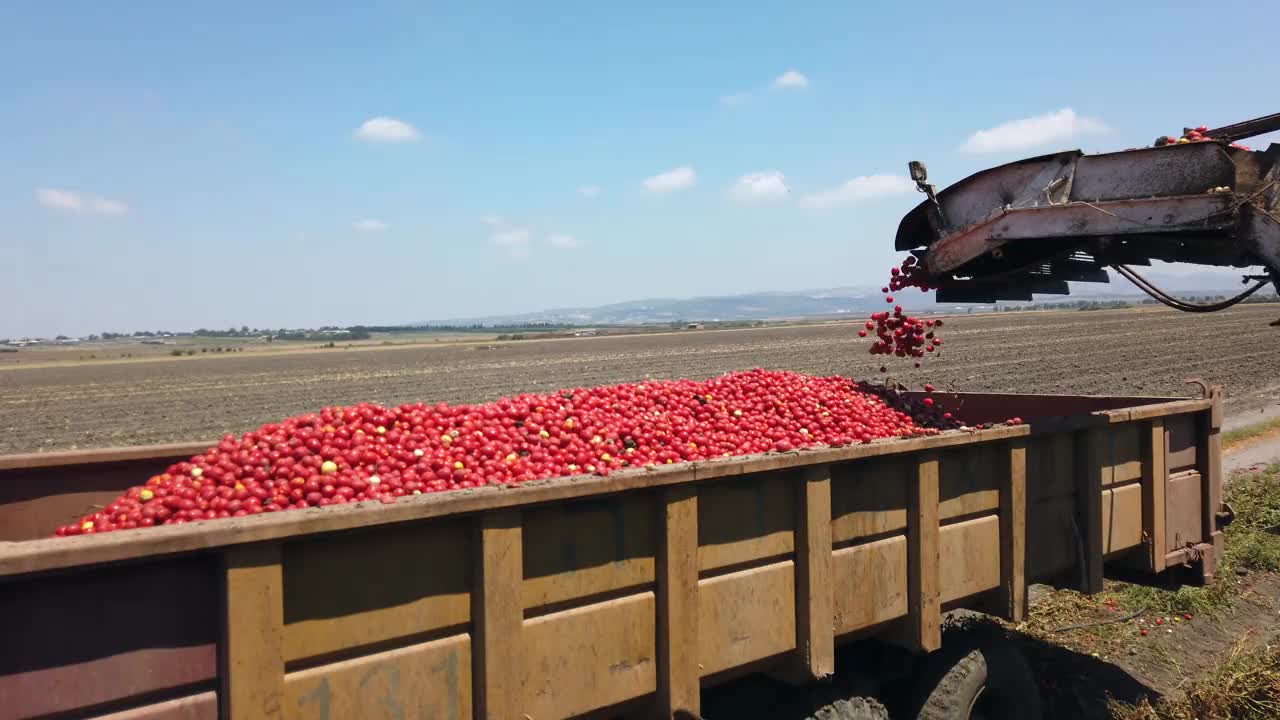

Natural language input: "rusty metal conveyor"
[895,113,1280,316]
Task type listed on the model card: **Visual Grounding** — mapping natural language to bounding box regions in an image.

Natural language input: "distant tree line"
[66,293,1280,343]
[355,322,568,333]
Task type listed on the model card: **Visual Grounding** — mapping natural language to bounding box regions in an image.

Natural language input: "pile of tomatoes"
[55,370,961,536]
[860,256,943,366]
[1152,124,1252,151]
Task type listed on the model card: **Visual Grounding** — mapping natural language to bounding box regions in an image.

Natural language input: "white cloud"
[89,198,129,215]
[548,233,578,249]
[493,227,531,259]
[36,188,83,211]
[354,116,421,142]
[721,69,808,107]
[493,228,530,247]
[480,215,503,226]
[642,166,697,193]
[772,70,809,89]
[36,188,129,216]
[353,218,388,232]
[799,175,916,209]
[730,171,790,202]
[960,108,1109,153]
[577,184,601,198]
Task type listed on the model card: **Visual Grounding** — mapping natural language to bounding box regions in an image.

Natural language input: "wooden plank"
[939,515,1002,603]
[1166,414,1198,472]
[899,454,941,652]
[1107,423,1143,486]
[697,473,794,571]
[522,593,657,719]
[656,485,699,719]
[1027,433,1075,503]
[1026,496,1078,581]
[471,510,522,720]
[999,440,1027,621]
[1166,471,1204,550]
[831,535,908,634]
[1142,419,1168,571]
[1102,484,1144,554]
[1074,428,1106,594]
[522,494,656,610]
[281,521,470,662]
[830,459,908,543]
[1126,398,1212,421]
[794,466,834,680]
[90,691,218,720]
[698,561,797,676]
[284,634,470,720]
[1203,401,1225,560]
[938,445,1001,521]
[221,543,286,720]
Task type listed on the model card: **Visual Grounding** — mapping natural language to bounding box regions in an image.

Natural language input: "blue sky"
[2,1,1276,337]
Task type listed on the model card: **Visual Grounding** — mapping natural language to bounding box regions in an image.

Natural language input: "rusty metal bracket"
[1181,543,1205,564]
[1165,540,1216,571]
[1183,378,1222,402]
[1217,502,1236,529]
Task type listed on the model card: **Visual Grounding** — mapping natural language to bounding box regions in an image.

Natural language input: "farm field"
[2,304,1280,455]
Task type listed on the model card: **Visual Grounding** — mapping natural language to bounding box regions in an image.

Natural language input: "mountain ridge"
[415,270,1269,326]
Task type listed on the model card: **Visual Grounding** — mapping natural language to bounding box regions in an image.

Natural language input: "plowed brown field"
[3,305,1279,455]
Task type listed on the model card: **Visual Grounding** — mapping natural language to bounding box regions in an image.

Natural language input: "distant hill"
[419,287,899,326]
[417,269,1271,327]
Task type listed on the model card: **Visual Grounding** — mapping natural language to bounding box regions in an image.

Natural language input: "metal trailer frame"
[0,389,1227,719]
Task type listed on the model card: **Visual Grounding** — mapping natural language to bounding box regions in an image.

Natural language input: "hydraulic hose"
[1112,265,1269,313]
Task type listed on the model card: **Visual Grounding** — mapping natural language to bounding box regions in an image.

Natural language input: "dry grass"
[1014,464,1280,649]
[1111,463,1280,618]
[1110,637,1280,720]
[1016,464,1280,718]
[1106,465,1280,718]
[1223,417,1280,452]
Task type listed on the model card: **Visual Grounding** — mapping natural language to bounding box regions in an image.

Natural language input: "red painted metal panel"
[0,557,218,719]
[904,392,1173,425]
[88,691,218,720]
[0,447,204,542]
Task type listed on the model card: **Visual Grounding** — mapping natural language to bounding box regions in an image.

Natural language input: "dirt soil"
[3,305,1280,455]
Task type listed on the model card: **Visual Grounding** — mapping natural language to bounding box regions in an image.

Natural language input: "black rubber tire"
[803,696,891,720]
[908,642,1042,720]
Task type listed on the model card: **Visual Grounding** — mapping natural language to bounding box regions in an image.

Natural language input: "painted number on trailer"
[295,650,461,720]
[359,664,405,720]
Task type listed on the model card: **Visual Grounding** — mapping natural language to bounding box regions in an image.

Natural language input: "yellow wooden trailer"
[0,388,1229,719]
